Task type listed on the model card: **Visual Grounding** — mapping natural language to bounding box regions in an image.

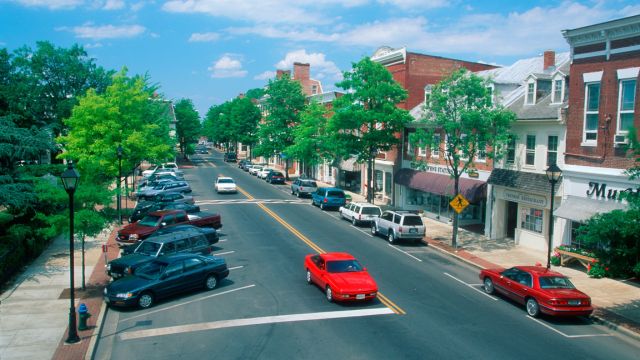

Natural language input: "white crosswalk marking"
[196,199,309,205]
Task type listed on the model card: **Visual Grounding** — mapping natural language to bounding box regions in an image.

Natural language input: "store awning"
[395,168,487,203]
[339,157,360,172]
[554,196,628,222]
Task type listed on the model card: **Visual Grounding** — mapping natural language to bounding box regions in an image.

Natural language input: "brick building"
[553,15,640,249]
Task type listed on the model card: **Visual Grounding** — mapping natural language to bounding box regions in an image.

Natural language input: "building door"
[506,201,517,239]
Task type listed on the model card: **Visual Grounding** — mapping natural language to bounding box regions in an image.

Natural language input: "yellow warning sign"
[449,194,470,214]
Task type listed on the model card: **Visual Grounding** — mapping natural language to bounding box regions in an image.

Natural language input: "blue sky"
[1,0,639,115]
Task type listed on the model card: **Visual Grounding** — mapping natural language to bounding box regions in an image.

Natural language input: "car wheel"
[526,298,540,317]
[138,292,154,309]
[483,277,494,295]
[320,203,326,210]
[291,188,295,195]
[205,274,219,290]
[325,286,333,302]
[387,232,395,244]
[297,191,302,198]
[352,217,357,226]
[371,223,378,236]
[306,269,312,284]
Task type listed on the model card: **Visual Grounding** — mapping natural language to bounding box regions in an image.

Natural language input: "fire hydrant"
[78,303,91,331]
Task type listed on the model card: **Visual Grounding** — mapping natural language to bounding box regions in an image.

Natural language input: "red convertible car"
[304,252,378,302]
[479,266,593,317]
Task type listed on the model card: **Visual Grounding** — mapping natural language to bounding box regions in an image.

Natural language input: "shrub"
[587,261,608,279]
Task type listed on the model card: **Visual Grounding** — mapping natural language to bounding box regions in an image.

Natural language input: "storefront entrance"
[506,201,517,239]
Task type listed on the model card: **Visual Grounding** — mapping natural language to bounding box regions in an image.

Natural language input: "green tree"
[287,101,331,176]
[229,97,260,158]
[410,68,516,248]
[330,57,413,202]
[245,88,265,100]
[255,74,305,178]
[203,102,233,150]
[174,99,202,159]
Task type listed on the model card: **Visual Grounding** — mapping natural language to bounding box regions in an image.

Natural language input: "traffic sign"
[449,194,470,214]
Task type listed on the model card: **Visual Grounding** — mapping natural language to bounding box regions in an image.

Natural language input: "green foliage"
[76,209,107,239]
[174,98,201,158]
[245,88,265,100]
[550,254,561,266]
[229,97,261,149]
[203,103,232,148]
[576,208,640,277]
[330,57,412,163]
[286,101,331,174]
[587,261,607,279]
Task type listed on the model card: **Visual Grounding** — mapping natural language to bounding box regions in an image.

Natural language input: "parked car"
[148,192,195,205]
[266,171,285,184]
[311,187,346,210]
[223,152,237,162]
[117,209,222,246]
[214,176,237,194]
[258,168,274,179]
[304,252,377,302]
[238,159,250,169]
[142,163,184,178]
[136,181,192,200]
[339,202,382,226]
[104,253,229,309]
[129,201,201,223]
[479,266,593,317]
[249,165,263,176]
[137,174,182,188]
[291,179,318,198]
[371,210,425,244]
[107,226,218,279]
[242,162,255,171]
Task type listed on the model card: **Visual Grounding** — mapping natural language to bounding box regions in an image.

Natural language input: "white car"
[214,176,237,193]
[339,202,382,226]
[258,168,273,179]
[249,165,263,176]
[142,163,184,178]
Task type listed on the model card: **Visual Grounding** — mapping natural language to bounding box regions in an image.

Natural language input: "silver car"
[371,210,425,244]
[339,202,382,226]
[137,181,192,200]
[290,179,318,198]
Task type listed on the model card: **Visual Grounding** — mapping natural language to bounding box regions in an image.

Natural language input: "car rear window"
[327,191,345,198]
[218,178,234,183]
[301,180,317,187]
[362,207,382,215]
[402,215,423,226]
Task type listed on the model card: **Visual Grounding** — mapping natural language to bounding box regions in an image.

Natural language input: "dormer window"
[552,78,564,103]
[526,82,535,105]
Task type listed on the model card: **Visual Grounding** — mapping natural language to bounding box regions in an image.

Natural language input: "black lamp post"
[61,161,80,344]
[545,163,562,269]
[117,145,123,224]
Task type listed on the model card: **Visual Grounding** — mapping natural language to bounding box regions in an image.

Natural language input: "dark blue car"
[311,187,346,210]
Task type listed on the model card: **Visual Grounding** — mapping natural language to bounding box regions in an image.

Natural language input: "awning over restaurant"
[554,196,628,222]
[339,157,360,172]
[395,168,487,203]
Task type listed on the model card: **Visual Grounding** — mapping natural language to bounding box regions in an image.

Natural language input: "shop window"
[375,170,383,192]
[584,82,600,143]
[525,135,536,166]
[521,207,543,233]
[384,172,392,196]
[547,135,558,166]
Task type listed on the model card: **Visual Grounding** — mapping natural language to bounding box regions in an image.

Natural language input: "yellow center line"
[235,185,405,315]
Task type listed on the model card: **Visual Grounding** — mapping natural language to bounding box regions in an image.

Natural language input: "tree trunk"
[452,176,460,248]
[367,155,373,204]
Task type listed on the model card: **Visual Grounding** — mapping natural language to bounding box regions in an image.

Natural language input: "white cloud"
[189,32,220,42]
[84,42,103,48]
[208,54,248,78]
[254,71,276,80]
[130,1,146,11]
[13,0,83,9]
[275,49,342,81]
[377,0,449,10]
[102,0,125,10]
[62,23,146,40]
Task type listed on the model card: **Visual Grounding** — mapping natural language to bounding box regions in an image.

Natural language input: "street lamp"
[61,161,80,344]
[117,145,123,225]
[545,163,562,269]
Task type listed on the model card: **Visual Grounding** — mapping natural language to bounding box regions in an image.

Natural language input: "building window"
[431,134,441,158]
[547,135,558,166]
[418,146,427,157]
[521,207,543,233]
[311,85,318,94]
[552,79,563,103]
[424,84,433,104]
[526,82,535,105]
[618,79,636,133]
[384,172,392,196]
[525,135,536,166]
[506,136,516,165]
[584,82,600,142]
[476,140,486,162]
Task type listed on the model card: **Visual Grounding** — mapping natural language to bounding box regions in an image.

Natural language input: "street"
[93,153,640,360]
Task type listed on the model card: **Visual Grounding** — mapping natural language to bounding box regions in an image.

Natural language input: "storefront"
[337,157,362,193]
[487,168,559,251]
[373,159,394,204]
[395,168,487,226]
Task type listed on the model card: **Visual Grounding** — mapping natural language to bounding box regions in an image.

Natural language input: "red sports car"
[479,266,593,317]
[305,252,378,302]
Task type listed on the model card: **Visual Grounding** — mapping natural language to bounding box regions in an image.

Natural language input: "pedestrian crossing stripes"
[196,199,309,205]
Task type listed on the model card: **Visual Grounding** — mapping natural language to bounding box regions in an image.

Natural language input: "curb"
[85,302,108,360]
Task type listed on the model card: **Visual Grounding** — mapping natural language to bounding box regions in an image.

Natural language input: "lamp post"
[61,161,80,344]
[117,145,123,224]
[545,163,562,269]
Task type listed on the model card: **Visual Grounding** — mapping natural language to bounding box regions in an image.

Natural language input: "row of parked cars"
[106,163,229,309]
[238,159,286,184]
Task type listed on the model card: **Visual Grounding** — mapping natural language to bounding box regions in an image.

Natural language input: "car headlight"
[129,234,139,240]
[115,292,134,299]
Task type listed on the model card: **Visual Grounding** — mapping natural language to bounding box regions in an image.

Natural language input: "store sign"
[586,181,639,200]
[499,189,547,208]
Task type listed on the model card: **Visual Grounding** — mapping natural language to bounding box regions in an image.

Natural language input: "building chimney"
[543,50,555,70]
[293,62,310,81]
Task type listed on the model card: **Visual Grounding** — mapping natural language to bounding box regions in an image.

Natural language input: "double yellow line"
[236,185,405,315]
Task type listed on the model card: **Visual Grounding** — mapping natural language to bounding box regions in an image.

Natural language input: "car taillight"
[323,198,328,203]
[548,299,566,305]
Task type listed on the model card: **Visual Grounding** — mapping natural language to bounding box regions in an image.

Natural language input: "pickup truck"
[116,209,222,247]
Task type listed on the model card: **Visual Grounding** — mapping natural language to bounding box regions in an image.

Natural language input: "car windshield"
[134,241,162,256]
[403,215,423,226]
[327,191,344,198]
[538,276,576,289]
[326,260,363,273]
[218,178,235,184]
[362,207,381,215]
[134,261,166,280]
[138,215,161,227]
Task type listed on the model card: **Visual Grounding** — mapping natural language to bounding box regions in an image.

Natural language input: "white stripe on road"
[120,307,394,341]
[121,284,256,322]
[388,244,423,262]
[215,251,235,256]
[228,266,244,271]
[443,272,498,300]
[527,316,612,338]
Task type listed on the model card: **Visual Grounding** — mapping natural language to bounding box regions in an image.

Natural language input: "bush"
[587,261,608,279]
[550,254,561,266]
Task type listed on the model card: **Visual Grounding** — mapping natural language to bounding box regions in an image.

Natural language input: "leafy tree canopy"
[286,100,332,174]
[174,98,201,158]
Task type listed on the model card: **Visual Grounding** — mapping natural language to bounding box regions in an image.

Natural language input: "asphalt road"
[94,152,640,360]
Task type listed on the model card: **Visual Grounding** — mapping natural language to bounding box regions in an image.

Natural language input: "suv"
[371,210,425,244]
[311,187,346,210]
[107,226,218,279]
[223,152,237,162]
[266,171,285,184]
[339,202,382,226]
[291,179,318,198]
